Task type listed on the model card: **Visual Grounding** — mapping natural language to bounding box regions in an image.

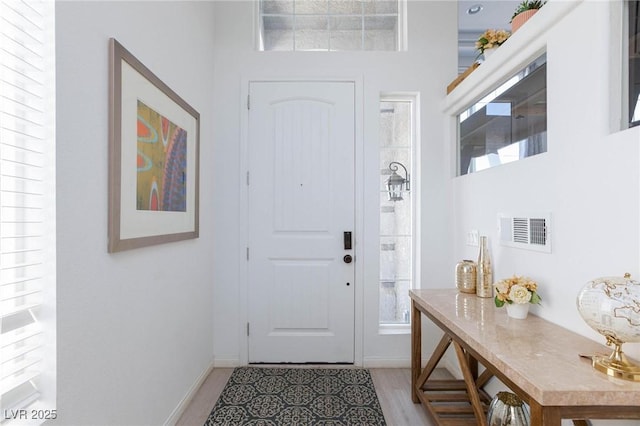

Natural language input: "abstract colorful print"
[136,100,187,212]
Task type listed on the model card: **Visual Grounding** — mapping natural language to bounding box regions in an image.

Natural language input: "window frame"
[456,54,547,176]
[378,92,419,332]
[628,0,640,128]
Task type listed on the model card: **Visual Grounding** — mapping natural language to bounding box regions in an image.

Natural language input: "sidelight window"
[379,95,416,326]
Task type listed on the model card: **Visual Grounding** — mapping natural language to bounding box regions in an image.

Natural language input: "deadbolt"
[343,231,352,250]
[343,254,353,264]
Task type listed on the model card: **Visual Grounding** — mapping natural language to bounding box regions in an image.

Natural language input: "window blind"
[0,0,55,420]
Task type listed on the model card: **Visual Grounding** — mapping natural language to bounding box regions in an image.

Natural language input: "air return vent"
[499,213,551,253]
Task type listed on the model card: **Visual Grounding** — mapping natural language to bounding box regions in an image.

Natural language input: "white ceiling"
[458,0,519,32]
[458,0,520,70]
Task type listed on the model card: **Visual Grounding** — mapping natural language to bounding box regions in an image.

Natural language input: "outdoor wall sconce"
[386,161,410,202]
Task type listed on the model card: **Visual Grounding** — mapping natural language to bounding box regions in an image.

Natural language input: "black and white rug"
[204,367,387,425]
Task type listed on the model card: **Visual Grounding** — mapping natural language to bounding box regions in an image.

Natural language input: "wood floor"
[176,367,443,426]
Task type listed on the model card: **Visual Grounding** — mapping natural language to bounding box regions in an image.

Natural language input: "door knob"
[343,254,353,264]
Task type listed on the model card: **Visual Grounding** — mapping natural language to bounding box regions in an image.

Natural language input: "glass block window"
[258,0,405,51]
[379,97,415,326]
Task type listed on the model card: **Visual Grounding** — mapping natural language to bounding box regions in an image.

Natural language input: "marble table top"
[410,289,640,406]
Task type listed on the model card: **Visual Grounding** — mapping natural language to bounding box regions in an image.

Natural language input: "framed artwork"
[108,38,200,252]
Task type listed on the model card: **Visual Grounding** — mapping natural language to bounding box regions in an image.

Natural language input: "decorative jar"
[487,391,530,426]
[455,260,477,294]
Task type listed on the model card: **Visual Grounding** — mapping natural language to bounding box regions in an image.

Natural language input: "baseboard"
[214,357,431,369]
[164,357,215,426]
[362,357,410,368]
[213,358,242,368]
[362,357,460,370]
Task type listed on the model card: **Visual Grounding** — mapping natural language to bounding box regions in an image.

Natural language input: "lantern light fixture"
[386,161,410,202]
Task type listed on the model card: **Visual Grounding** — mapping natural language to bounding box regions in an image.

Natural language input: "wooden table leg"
[411,299,421,403]
[416,334,452,388]
[530,402,561,426]
[453,341,487,426]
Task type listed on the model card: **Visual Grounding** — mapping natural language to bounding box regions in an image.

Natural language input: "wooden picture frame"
[108,38,199,252]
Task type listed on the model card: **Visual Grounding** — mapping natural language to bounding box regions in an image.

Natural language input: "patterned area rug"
[204,367,386,425]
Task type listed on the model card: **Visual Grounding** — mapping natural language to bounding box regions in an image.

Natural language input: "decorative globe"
[576,273,640,381]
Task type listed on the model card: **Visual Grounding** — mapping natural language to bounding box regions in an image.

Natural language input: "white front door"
[247,81,355,363]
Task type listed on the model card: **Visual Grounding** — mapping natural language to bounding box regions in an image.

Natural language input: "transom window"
[258,0,405,51]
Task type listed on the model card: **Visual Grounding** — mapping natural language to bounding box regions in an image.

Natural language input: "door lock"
[343,232,352,250]
[343,254,353,264]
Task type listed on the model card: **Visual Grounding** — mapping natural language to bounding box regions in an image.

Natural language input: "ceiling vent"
[499,213,551,253]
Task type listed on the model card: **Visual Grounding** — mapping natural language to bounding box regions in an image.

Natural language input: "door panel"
[248,81,355,363]
[273,100,331,232]
[270,261,330,330]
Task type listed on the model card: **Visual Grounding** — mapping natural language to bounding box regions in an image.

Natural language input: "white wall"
[211,0,457,366]
[450,0,640,397]
[447,3,640,424]
[55,2,215,424]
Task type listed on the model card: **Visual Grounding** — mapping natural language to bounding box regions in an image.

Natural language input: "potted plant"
[511,0,546,33]
[475,29,510,60]
[494,275,542,319]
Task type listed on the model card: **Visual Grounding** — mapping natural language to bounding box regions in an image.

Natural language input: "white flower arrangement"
[494,275,542,307]
[475,29,510,55]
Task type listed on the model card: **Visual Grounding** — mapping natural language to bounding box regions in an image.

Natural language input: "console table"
[410,289,640,426]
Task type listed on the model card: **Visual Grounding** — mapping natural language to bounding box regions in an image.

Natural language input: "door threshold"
[248,362,355,366]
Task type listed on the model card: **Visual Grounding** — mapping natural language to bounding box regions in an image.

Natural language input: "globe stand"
[592,337,640,382]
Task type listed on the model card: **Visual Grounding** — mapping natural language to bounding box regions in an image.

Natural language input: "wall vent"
[498,213,551,253]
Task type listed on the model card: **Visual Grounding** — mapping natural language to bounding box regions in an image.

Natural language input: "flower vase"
[483,47,497,61]
[476,236,493,298]
[511,9,538,33]
[506,303,529,319]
